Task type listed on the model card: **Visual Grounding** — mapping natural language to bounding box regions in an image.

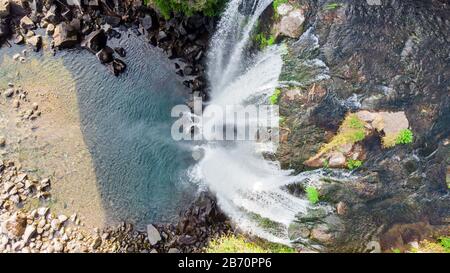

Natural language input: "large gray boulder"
[53,22,78,48]
[279,9,305,38]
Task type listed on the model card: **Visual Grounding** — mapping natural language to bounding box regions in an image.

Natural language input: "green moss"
[273,0,289,11]
[205,235,296,253]
[255,33,276,49]
[269,88,282,105]
[391,248,401,253]
[347,159,362,170]
[324,3,343,10]
[318,114,368,155]
[306,186,320,204]
[396,129,414,145]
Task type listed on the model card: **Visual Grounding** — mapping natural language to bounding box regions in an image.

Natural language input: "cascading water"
[190,0,331,244]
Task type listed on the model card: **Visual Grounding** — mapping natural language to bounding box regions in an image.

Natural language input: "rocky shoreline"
[0,0,212,96]
[1,158,232,253]
[0,0,234,253]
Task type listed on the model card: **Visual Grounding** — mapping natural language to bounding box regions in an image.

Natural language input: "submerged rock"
[146,224,161,245]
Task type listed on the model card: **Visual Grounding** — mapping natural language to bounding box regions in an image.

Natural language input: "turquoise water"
[1,32,198,226]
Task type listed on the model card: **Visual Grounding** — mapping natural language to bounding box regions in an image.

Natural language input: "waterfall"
[191,0,294,244]
[192,0,334,244]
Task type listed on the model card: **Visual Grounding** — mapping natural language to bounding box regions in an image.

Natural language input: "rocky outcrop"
[276,0,450,252]
[53,22,78,48]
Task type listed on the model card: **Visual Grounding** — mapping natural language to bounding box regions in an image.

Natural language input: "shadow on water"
[1,31,199,227]
[69,32,199,227]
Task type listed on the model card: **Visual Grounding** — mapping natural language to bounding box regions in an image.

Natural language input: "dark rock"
[0,19,9,41]
[96,46,114,64]
[81,29,106,54]
[141,14,155,31]
[106,58,127,76]
[114,47,126,57]
[104,15,121,27]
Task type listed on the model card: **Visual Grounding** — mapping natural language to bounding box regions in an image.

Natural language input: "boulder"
[146,224,161,245]
[53,22,78,48]
[26,35,42,51]
[104,15,121,27]
[0,19,9,40]
[106,58,126,76]
[96,46,113,64]
[141,14,155,31]
[279,9,305,38]
[81,29,106,54]
[19,16,35,30]
[114,47,126,57]
[0,0,10,18]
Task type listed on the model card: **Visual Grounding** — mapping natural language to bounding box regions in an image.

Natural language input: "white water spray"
[188,0,300,244]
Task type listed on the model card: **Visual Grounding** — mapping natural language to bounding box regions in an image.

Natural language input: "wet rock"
[114,47,126,57]
[279,9,305,38]
[106,58,127,76]
[26,35,42,51]
[43,5,58,24]
[141,14,155,31]
[146,224,161,245]
[96,46,114,64]
[81,29,107,54]
[53,22,78,48]
[104,15,121,27]
[20,16,35,30]
[0,19,9,40]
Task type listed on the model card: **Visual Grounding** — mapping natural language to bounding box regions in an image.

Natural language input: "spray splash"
[187,0,300,244]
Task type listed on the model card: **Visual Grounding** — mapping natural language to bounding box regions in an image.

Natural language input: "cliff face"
[275,0,449,252]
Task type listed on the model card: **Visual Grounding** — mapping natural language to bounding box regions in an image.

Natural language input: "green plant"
[347,159,362,170]
[269,89,282,105]
[391,248,401,253]
[255,33,276,49]
[273,0,289,11]
[439,237,450,252]
[324,2,342,10]
[305,186,320,204]
[396,129,414,145]
[150,0,226,19]
[205,235,296,253]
